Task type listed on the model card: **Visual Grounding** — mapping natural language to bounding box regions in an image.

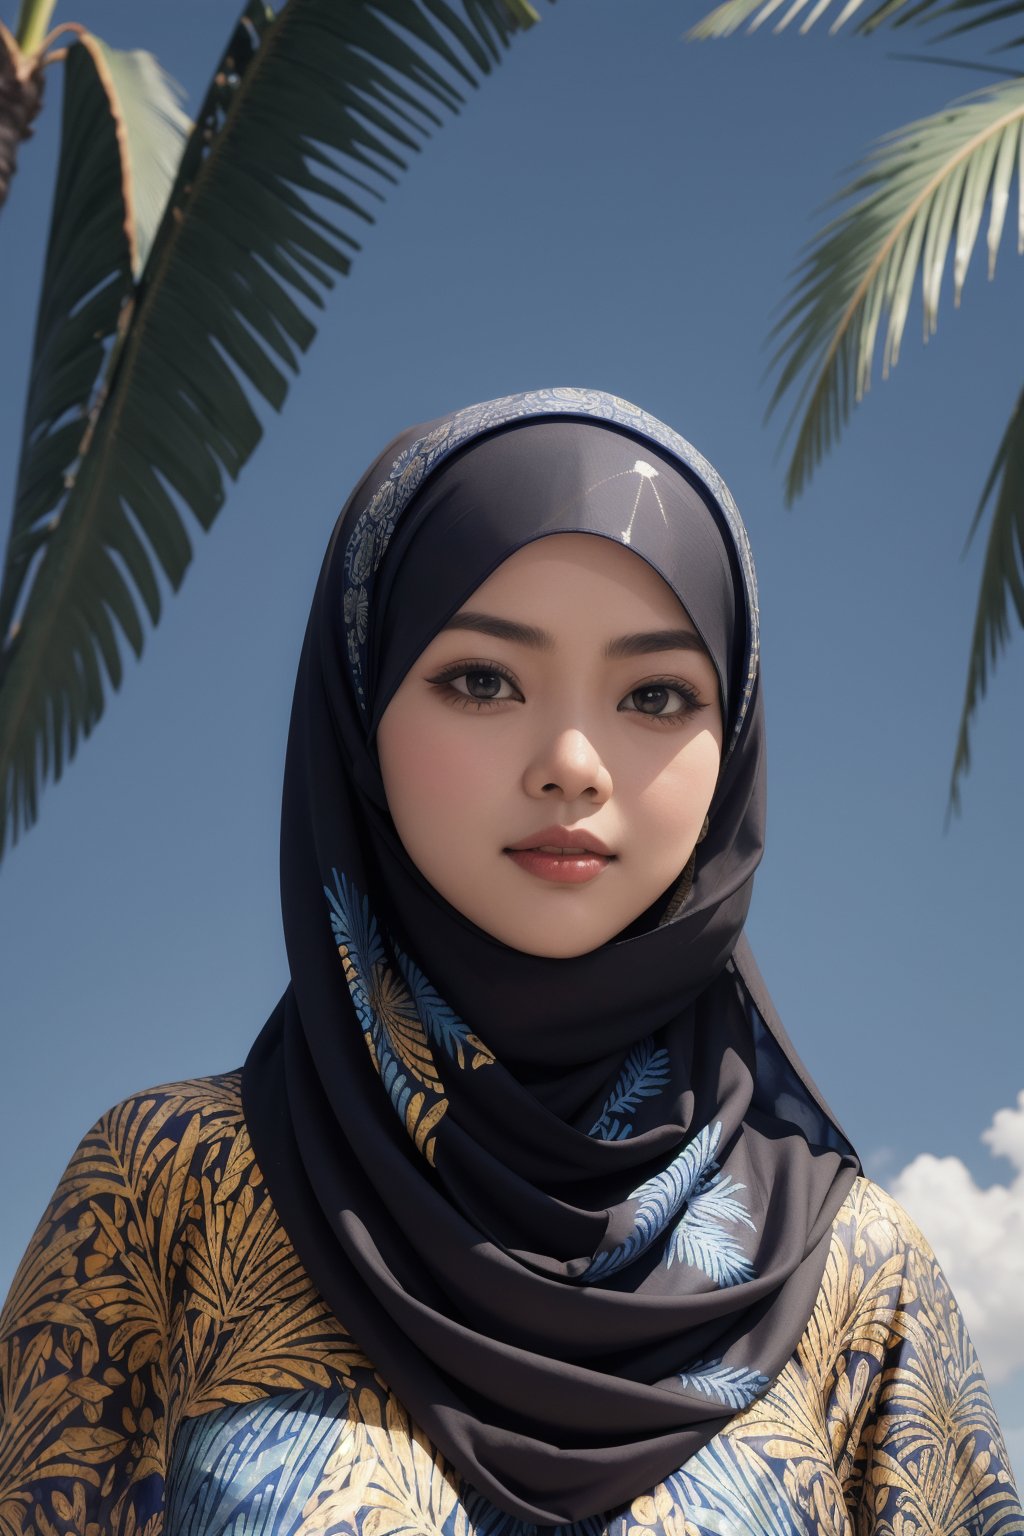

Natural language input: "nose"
[522,727,612,805]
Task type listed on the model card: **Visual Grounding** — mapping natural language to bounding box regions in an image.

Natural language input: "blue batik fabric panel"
[165,1389,351,1536]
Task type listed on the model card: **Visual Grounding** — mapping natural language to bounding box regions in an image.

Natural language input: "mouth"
[505,826,613,857]
[503,827,615,886]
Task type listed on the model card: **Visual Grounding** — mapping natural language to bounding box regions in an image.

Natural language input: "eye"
[427,661,524,708]
[619,679,705,722]
[452,670,517,701]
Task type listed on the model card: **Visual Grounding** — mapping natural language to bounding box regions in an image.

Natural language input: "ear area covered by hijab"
[242,388,860,1528]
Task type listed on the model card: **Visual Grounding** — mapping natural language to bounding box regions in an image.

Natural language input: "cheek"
[633,731,722,839]
[378,703,508,838]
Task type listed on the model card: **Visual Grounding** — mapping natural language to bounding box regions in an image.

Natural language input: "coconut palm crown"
[0,0,543,865]
[694,0,1024,813]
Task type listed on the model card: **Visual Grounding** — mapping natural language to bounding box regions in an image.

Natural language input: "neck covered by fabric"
[242,388,859,1527]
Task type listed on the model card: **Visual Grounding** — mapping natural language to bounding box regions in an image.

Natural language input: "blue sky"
[1,0,1022,1462]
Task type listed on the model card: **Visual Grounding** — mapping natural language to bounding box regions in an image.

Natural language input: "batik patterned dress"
[0,1073,1019,1536]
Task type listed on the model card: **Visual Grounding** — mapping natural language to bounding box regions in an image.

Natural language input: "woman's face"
[377,534,724,958]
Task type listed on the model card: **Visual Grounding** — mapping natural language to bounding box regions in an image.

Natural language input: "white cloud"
[887,1090,1024,1387]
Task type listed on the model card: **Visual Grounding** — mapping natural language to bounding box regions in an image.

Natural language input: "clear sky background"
[1,0,1022,1472]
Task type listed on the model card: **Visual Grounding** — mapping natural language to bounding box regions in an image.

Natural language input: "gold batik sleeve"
[0,1072,369,1536]
[0,1091,191,1536]
[830,1183,1022,1535]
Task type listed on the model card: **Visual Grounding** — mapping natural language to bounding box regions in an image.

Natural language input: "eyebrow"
[441,611,707,658]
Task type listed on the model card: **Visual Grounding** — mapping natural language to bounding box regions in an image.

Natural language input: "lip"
[505,826,614,857]
[504,848,613,885]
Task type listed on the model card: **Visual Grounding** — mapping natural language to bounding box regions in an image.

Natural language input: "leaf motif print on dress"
[0,1073,371,1536]
[660,1433,805,1536]
[325,871,447,1165]
[5,1108,1023,1536]
[589,1038,671,1141]
[296,1386,471,1536]
[583,1123,723,1281]
[165,1389,351,1536]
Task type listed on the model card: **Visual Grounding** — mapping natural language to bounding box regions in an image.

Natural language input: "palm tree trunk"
[0,21,45,212]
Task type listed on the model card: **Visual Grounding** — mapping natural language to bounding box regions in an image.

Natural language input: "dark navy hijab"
[243,389,859,1527]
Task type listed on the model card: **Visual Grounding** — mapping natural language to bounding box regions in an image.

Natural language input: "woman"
[1,387,1019,1536]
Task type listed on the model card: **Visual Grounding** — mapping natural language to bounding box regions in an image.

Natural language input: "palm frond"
[767,76,1024,501]
[948,385,1024,812]
[690,0,1024,42]
[0,0,543,863]
[0,34,188,650]
[885,51,1023,76]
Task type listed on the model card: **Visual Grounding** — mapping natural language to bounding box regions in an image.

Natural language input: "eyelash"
[427,660,523,711]
[425,661,707,725]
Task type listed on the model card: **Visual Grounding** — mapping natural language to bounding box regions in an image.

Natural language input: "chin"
[453,888,629,958]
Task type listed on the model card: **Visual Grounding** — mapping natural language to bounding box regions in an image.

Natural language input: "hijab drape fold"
[243,388,859,1527]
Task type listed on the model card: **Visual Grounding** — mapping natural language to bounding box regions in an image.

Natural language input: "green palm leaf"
[690,0,1024,41]
[0,34,189,652]
[949,387,1024,810]
[762,79,1024,799]
[0,0,542,863]
[770,78,1024,496]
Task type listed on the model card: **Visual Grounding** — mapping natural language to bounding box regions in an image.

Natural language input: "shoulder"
[0,1074,258,1447]
[831,1173,934,1262]
[85,1068,247,1145]
[827,1173,942,1302]
[66,1069,251,1198]
[807,1174,977,1378]
[795,1177,934,1372]
[21,1071,259,1293]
